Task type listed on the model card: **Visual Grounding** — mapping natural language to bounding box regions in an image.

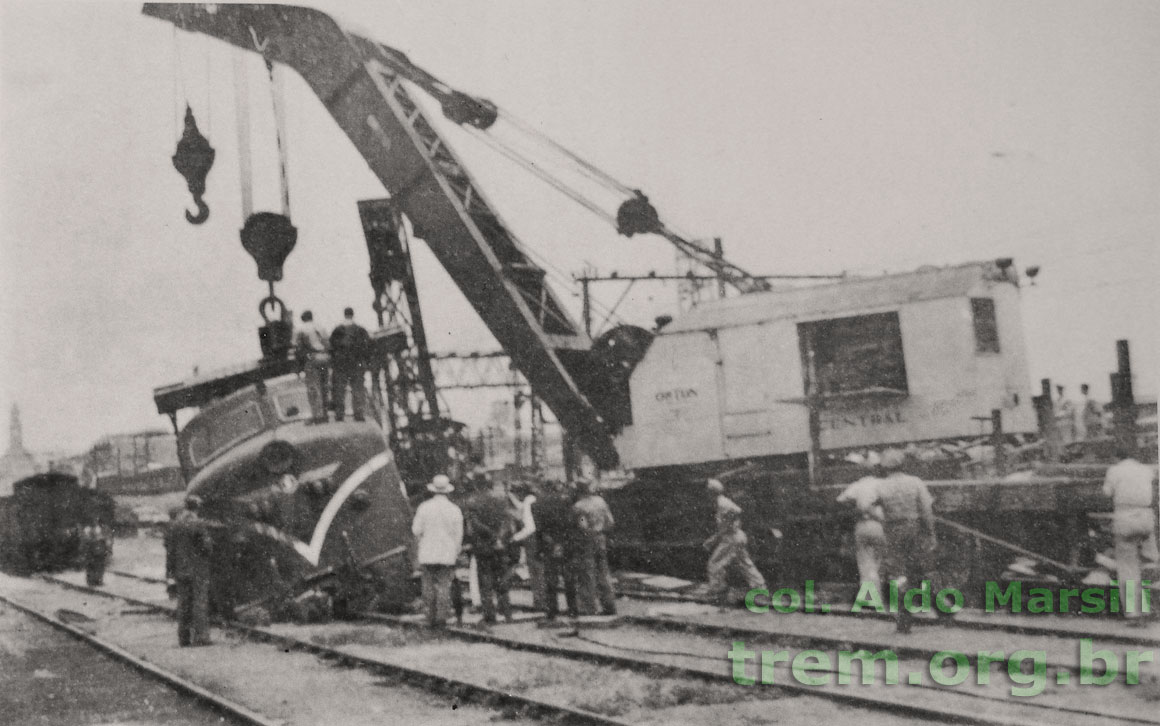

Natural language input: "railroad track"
[0,590,280,726]
[614,582,1160,647]
[24,572,639,726]
[39,571,1160,726]
[112,568,1158,648]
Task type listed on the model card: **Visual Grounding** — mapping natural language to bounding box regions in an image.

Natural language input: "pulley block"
[257,294,293,361]
[241,212,298,282]
[615,190,661,237]
[171,105,215,225]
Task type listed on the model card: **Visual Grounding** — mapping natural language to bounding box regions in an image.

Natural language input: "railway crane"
[143,5,1154,596]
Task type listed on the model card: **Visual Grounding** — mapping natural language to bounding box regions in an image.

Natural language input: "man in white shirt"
[293,310,330,423]
[837,453,886,590]
[1102,448,1159,625]
[412,475,464,626]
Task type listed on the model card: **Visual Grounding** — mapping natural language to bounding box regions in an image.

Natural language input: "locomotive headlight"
[259,440,299,475]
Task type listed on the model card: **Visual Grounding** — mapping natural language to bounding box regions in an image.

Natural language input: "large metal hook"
[186,195,210,225]
[172,105,215,227]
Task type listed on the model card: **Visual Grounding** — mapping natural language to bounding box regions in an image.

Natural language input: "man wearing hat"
[837,452,887,590]
[871,449,937,633]
[329,307,371,422]
[412,475,464,626]
[704,478,766,606]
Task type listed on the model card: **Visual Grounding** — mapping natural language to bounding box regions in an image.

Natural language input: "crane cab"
[617,260,1036,471]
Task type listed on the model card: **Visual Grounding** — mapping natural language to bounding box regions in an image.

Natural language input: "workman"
[329,307,371,422]
[294,309,330,423]
[871,450,938,634]
[1102,446,1159,626]
[462,472,516,624]
[165,496,215,647]
[704,479,766,607]
[412,475,464,626]
[1080,383,1104,441]
[836,452,886,590]
[532,480,581,620]
[79,522,111,587]
[573,478,618,616]
[510,480,546,610]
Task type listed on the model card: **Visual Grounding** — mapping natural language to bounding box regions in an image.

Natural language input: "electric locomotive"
[155,363,416,614]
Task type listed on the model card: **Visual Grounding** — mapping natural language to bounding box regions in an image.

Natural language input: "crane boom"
[143,3,620,467]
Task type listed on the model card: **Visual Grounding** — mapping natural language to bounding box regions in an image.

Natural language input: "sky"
[1,0,1157,454]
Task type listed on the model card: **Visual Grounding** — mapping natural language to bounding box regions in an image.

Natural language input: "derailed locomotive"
[0,472,115,575]
[154,363,416,615]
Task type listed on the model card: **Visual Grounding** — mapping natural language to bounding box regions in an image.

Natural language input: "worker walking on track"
[329,307,371,422]
[872,450,938,634]
[412,475,464,626]
[165,496,215,647]
[1102,446,1159,626]
[837,453,886,590]
[294,309,330,423]
[573,478,618,616]
[704,478,766,607]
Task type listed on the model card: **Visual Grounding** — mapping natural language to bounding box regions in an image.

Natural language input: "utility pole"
[1110,339,1137,453]
[713,237,726,300]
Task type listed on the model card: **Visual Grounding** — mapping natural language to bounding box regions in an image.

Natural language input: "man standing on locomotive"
[412,475,464,626]
[294,309,330,424]
[165,496,215,647]
[329,307,371,422]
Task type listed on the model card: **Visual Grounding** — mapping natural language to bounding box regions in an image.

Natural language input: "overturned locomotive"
[154,363,416,615]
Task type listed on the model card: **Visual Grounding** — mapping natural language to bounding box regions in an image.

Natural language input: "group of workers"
[411,470,618,626]
[157,447,1155,648]
[293,307,372,423]
[1054,383,1107,443]
[837,445,1159,630]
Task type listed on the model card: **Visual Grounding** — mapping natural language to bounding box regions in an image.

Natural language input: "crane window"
[799,312,908,397]
[970,298,1000,353]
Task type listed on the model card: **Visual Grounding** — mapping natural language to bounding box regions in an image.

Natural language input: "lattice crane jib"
[144,3,619,467]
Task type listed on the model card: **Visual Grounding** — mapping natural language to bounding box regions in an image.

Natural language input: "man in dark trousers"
[573,478,617,615]
[165,496,215,646]
[871,449,938,634]
[532,480,581,620]
[80,522,111,587]
[463,472,517,625]
[329,307,371,422]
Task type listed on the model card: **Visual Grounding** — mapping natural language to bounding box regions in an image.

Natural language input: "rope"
[233,50,254,219]
[499,109,634,197]
[267,60,291,217]
[466,126,615,226]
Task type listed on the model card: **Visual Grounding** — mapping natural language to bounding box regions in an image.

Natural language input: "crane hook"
[185,195,210,225]
[172,105,216,226]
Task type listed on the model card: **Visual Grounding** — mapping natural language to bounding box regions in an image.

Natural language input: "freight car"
[154,362,417,615]
[0,472,115,576]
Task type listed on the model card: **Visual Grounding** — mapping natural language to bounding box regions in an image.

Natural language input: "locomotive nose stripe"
[296,450,393,566]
